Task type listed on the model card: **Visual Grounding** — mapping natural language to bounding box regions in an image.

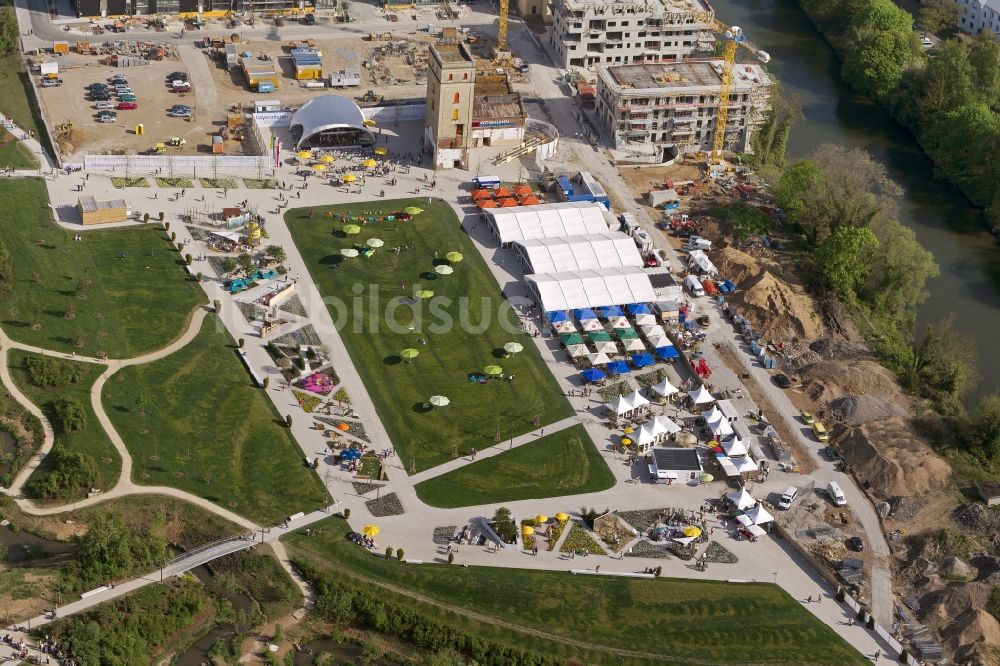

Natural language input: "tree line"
[797,0,1000,230]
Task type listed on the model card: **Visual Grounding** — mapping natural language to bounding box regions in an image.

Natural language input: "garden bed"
[272,325,321,347]
[235,300,262,324]
[624,540,671,559]
[432,526,457,545]
[351,481,383,495]
[110,177,148,188]
[200,178,237,189]
[243,178,277,189]
[558,522,606,555]
[155,177,194,189]
[365,492,404,517]
[703,541,738,564]
[618,508,666,534]
[293,389,323,413]
[635,369,667,391]
[596,381,632,403]
[278,294,307,317]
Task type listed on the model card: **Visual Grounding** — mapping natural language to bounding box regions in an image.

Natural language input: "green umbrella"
[483,365,503,376]
[400,348,420,360]
[445,251,464,263]
[700,473,714,483]
[503,342,524,354]
[434,264,454,275]
[343,224,361,235]
[415,290,435,299]
[340,247,359,257]
[366,238,384,248]
[428,395,450,407]
[404,206,424,216]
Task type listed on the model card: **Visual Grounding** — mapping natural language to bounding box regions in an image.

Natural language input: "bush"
[25,356,84,388]
[491,507,517,544]
[185,253,192,265]
[213,299,221,312]
[836,588,846,602]
[238,338,245,348]
[195,272,202,283]
[142,213,149,223]
[285,414,293,428]
[158,212,165,222]
[396,548,404,561]
[654,565,662,577]
[385,546,393,559]
[54,396,87,434]
[262,377,269,390]
[26,445,96,499]
[447,552,454,564]
[866,616,875,629]
[170,232,176,241]
[343,507,351,520]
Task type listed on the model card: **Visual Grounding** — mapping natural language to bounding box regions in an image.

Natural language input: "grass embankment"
[7,350,120,498]
[414,424,614,508]
[0,42,47,168]
[285,198,573,472]
[285,516,868,665]
[102,315,329,524]
[0,179,204,358]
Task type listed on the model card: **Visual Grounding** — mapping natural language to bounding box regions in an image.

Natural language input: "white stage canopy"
[485,202,613,245]
[515,233,643,274]
[526,267,657,312]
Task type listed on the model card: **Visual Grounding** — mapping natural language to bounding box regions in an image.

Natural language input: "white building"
[595,59,773,154]
[547,0,714,70]
[956,0,1000,35]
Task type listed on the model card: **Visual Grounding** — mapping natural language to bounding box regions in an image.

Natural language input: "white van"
[777,486,798,510]
[827,481,847,506]
[683,274,705,297]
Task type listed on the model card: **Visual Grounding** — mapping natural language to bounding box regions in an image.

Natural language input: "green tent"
[559,332,584,346]
[587,330,612,343]
[615,328,639,340]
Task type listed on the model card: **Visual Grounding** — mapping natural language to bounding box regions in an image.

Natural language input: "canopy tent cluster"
[606,389,649,416]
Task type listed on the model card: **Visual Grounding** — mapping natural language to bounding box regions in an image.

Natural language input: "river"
[709,0,1000,402]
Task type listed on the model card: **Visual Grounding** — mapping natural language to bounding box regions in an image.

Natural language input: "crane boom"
[498,0,509,52]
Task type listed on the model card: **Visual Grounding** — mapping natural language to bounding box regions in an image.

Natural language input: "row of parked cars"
[89,74,137,123]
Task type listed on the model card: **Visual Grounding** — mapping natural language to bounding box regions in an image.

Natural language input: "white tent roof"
[588,351,612,366]
[721,436,748,457]
[704,406,724,423]
[640,324,668,340]
[608,389,650,415]
[622,337,646,352]
[289,95,373,150]
[688,249,718,275]
[689,385,715,405]
[627,389,649,409]
[734,457,759,474]
[637,416,676,445]
[552,320,576,333]
[579,318,603,330]
[486,202,613,244]
[566,343,590,357]
[635,312,658,325]
[526,267,657,312]
[593,340,619,355]
[710,418,734,438]
[608,316,630,329]
[651,377,679,397]
[745,504,774,525]
[726,487,756,510]
[516,233,643,274]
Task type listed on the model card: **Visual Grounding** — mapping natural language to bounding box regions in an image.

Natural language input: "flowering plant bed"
[243,178,277,189]
[558,522,606,555]
[624,539,671,559]
[351,481,383,495]
[432,526,457,545]
[155,177,194,188]
[366,492,404,517]
[110,177,148,188]
[618,508,666,534]
[597,381,632,403]
[292,389,322,413]
[703,540,738,564]
[200,177,237,189]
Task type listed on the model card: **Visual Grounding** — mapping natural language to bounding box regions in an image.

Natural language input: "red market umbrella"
[472,188,492,200]
[519,195,541,206]
[479,199,498,208]
[493,186,512,198]
[513,184,532,196]
[499,197,519,207]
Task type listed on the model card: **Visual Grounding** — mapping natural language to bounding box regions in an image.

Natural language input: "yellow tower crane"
[694,16,770,163]
[497,0,509,53]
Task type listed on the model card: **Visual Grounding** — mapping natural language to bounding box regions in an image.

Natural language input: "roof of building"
[289,95,371,150]
[525,266,657,311]
[291,47,322,67]
[599,60,771,94]
[557,0,711,15]
[77,195,126,211]
[516,232,643,274]
[473,94,525,120]
[431,41,474,65]
[652,447,702,472]
[485,201,613,244]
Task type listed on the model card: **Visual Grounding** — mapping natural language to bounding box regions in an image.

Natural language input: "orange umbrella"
[479,199,498,208]
[493,186,511,198]
[513,184,532,196]
[519,195,541,206]
[499,197,519,207]
[472,189,492,200]
[337,423,350,431]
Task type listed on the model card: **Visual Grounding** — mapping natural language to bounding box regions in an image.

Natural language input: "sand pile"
[941,609,1000,664]
[835,417,951,498]
[712,246,765,285]
[830,395,907,427]
[798,359,901,404]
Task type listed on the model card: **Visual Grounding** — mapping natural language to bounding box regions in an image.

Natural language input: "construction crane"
[497,0,509,53]
[695,16,770,163]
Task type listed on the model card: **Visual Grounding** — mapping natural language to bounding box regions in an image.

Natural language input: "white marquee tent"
[651,377,679,397]
[514,233,643,274]
[726,487,757,510]
[636,416,680,449]
[721,435,748,457]
[485,202,613,245]
[526,267,657,312]
[740,504,774,526]
[588,351,612,366]
[687,249,718,275]
[606,389,650,416]
[688,385,715,405]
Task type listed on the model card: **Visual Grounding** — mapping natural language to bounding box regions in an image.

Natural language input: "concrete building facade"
[547,0,713,70]
[955,0,1000,35]
[595,59,772,155]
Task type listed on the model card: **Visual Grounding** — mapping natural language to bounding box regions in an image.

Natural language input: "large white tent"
[606,389,649,416]
[741,504,774,525]
[484,202,613,245]
[526,267,657,312]
[721,435,748,457]
[726,487,757,510]
[651,377,679,397]
[514,233,643,274]
[688,385,715,405]
[688,249,718,275]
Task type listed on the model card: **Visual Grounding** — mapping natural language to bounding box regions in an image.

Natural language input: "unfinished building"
[595,59,772,155]
[76,0,312,18]
[547,0,713,70]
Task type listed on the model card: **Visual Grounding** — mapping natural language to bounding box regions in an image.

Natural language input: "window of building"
[448,74,453,81]
[452,109,459,121]
[463,72,469,79]
[454,92,460,103]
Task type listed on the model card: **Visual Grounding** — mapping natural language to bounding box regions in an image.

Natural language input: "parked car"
[109,75,128,84]
[87,82,107,91]
[95,101,115,110]
[116,88,134,96]
[824,446,841,461]
[119,94,137,102]
[799,410,814,425]
[169,104,191,117]
[171,84,192,93]
[301,13,315,24]
[117,101,138,110]
[97,112,117,123]
[91,92,110,101]
[846,536,864,552]
[167,71,187,81]
[773,373,792,389]
[777,486,798,510]
[812,421,829,443]
[40,78,63,87]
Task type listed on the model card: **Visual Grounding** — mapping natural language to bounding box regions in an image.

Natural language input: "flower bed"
[432,526,457,545]
[110,177,149,188]
[186,225,210,242]
[366,492,404,517]
[624,540,671,559]
[332,387,350,405]
[293,389,323,413]
[547,520,565,551]
[278,294,307,316]
[558,522,606,555]
[200,177,238,189]
[155,177,194,189]
[273,325,321,347]
[243,178,277,189]
[357,455,383,481]
[596,519,635,554]
[351,481,383,495]
[703,540,738,564]
[597,381,632,403]
[618,509,666,534]
[635,368,667,390]
[235,300,261,323]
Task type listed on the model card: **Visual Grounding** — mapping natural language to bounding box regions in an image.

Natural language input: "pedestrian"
[595,565,600,573]
[874,650,880,661]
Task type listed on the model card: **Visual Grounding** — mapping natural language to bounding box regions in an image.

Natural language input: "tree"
[917,0,960,35]
[842,0,921,99]
[0,10,19,56]
[27,445,97,499]
[25,356,84,388]
[965,391,1000,458]
[265,244,287,264]
[774,160,823,237]
[285,414,293,428]
[902,319,977,404]
[814,226,879,300]
[143,213,150,223]
[969,31,1000,107]
[721,202,772,240]
[0,238,11,299]
[221,257,237,274]
[184,253,192,265]
[395,548,404,561]
[864,218,939,324]
[136,393,149,431]
[237,252,256,277]
[54,396,87,434]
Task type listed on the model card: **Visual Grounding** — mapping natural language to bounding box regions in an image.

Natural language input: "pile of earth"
[955,504,1000,534]
[710,246,825,342]
[829,395,907,427]
[920,581,1000,666]
[797,359,903,405]
[835,417,951,499]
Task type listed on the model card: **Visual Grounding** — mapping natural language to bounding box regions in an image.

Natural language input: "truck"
[256,80,275,94]
[632,228,653,254]
[328,69,361,88]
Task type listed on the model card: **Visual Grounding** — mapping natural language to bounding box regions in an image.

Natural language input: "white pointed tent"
[607,389,650,417]
[566,343,590,358]
[579,318,603,332]
[622,338,646,352]
[552,320,576,333]
[640,324,668,340]
[721,436,748,457]
[635,312,658,326]
[627,389,649,411]
[593,340,619,355]
[708,412,734,438]
[726,487,757,510]
[608,316,630,329]
[588,351,612,366]
[651,377,679,398]
[689,385,715,405]
[704,406,724,422]
[745,504,774,525]
[635,415,682,449]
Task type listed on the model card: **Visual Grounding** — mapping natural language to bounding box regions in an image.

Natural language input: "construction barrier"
[83,154,272,175]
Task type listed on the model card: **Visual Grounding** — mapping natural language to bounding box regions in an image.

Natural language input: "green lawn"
[101,315,330,524]
[0,179,204,358]
[0,43,51,161]
[7,350,120,498]
[414,424,614,508]
[286,517,867,666]
[285,199,573,471]
[0,129,37,169]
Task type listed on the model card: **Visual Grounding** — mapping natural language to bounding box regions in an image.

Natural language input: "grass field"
[414,424,614,508]
[0,36,51,164]
[7,350,120,497]
[101,315,329,524]
[286,517,867,665]
[285,199,573,472]
[0,129,37,169]
[0,179,204,358]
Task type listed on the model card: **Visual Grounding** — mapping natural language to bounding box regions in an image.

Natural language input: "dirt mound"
[809,338,870,360]
[729,272,826,341]
[829,395,907,427]
[712,246,765,286]
[835,417,951,499]
[955,504,1000,533]
[798,360,902,405]
[941,608,1000,664]
[941,556,976,581]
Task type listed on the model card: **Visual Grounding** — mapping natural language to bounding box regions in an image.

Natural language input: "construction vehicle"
[355,90,383,105]
[151,143,167,154]
[166,137,186,147]
[693,16,770,163]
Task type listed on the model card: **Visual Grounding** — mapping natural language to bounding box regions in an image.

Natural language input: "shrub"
[654,565,662,577]
[158,211,165,221]
[170,232,176,241]
[185,253,192,265]
[213,299,221,312]
[447,552,454,564]
[396,548,404,561]
[866,616,875,629]
[836,588,846,602]
[343,507,351,520]
[26,445,96,499]
[54,396,87,434]
[142,213,149,223]
[262,377,269,390]
[25,356,83,388]
[385,546,393,559]
[285,414,293,428]
[491,507,517,544]
[195,272,202,282]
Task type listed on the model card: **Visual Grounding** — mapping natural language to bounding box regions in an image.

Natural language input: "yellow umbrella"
[555,512,570,523]
[297,150,311,159]
[343,224,361,235]
[445,251,463,263]
[483,365,502,376]
[415,290,434,299]
[623,427,634,434]
[682,526,702,538]
[362,158,377,168]
[321,155,334,164]
[312,163,327,172]
[343,174,357,183]
[363,119,377,127]
[374,147,388,156]
[621,437,632,447]
[362,524,380,538]
[535,514,548,524]
[522,525,535,536]
[400,348,419,360]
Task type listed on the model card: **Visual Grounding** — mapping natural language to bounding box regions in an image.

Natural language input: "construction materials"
[52,41,70,55]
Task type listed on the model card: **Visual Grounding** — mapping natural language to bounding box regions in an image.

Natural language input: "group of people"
[2,633,66,664]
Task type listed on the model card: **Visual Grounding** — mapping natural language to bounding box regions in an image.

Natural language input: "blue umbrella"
[574,308,598,321]
[656,345,680,360]
[606,360,631,375]
[546,310,569,323]
[627,303,651,315]
[341,449,361,461]
[597,305,623,318]
[631,352,654,367]
[580,368,606,383]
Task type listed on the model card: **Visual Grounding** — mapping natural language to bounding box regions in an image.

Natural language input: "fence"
[83,154,273,176]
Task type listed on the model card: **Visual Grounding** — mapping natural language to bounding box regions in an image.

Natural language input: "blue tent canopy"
[546,310,569,323]
[574,308,598,321]
[340,449,362,461]
[606,360,631,375]
[627,303,651,315]
[656,345,680,360]
[597,305,624,318]
[631,352,655,367]
[580,368,607,383]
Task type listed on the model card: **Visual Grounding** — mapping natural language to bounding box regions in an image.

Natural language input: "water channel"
[710,0,1000,401]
